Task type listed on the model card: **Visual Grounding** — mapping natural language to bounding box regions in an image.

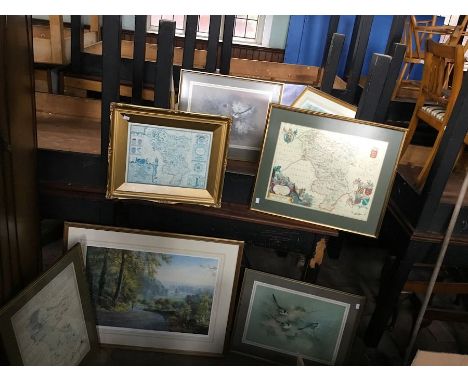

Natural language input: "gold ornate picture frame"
[106,103,231,207]
[292,86,357,118]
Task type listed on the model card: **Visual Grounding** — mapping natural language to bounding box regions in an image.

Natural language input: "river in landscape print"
[86,246,219,335]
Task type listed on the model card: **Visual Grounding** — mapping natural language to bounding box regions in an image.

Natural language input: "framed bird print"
[230,269,365,365]
[178,69,283,162]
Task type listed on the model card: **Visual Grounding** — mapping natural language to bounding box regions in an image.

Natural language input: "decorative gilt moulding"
[106,102,231,207]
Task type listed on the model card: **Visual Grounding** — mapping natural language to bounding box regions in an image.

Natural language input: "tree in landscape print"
[86,247,218,335]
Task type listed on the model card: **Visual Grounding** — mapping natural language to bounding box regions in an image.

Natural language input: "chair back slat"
[205,15,221,72]
[182,15,199,70]
[154,20,176,108]
[132,15,148,105]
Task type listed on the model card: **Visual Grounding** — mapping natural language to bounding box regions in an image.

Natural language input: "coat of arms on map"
[251,105,406,237]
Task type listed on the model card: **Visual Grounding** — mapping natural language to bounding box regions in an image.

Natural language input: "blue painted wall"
[284,15,444,79]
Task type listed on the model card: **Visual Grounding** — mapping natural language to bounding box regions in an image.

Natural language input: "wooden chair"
[393,16,467,99]
[401,39,465,189]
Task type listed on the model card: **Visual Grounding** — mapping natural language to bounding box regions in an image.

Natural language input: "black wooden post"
[205,15,221,72]
[220,15,235,75]
[356,53,391,122]
[71,15,83,73]
[154,20,176,109]
[131,15,147,105]
[321,16,340,68]
[374,43,406,123]
[182,15,199,70]
[384,16,406,55]
[343,16,374,104]
[101,16,121,165]
[344,16,361,78]
[320,33,345,95]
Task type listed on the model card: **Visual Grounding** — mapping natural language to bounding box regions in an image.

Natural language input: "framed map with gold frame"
[251,104,406,238]
[106,102,231,207]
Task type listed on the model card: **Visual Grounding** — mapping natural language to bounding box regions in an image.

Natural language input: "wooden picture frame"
[0,244,99,365]
[64,222,244,356]
[106,102,231,207]
[178,69,283,162]
[251,104,406,237]
[231,269,365,365]
[292,86,357,118]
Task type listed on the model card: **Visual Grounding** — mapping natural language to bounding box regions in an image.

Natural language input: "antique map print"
[126,123,212,189]
[267,122,388,221]
[11,263,90,365]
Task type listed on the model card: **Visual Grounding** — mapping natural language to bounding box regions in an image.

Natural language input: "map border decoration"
[177,68,284,162]
[291,86,357,118]
[250,103,406,238]
[107,102,232,207]
[0,243,99,365]
[230,268,366,365]
[63,221,244,356]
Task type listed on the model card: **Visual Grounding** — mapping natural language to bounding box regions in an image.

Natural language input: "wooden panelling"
[0,16,40,305]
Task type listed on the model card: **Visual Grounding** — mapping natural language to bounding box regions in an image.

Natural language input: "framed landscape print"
[251,104,406,237]
[231,269,365,365]
[107,102,231,207]
[292,86,357,118]
[0,244,98,365]
[178,69,283,162]
[64,222,243,355]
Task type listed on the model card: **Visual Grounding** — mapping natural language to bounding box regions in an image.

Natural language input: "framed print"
[231,269,365,365]
[65,222,243,355]
[251,104,406,237]
[178,69,283,162]
[0,244,98,365]
[107,102,231,207]
[292,86,357,118]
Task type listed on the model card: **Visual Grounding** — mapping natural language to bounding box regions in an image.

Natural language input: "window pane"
[198,15,210,34]
[173,15,185,30]
[245,20,258,39]
[236,15,247,19]
[247,15,258,20]
[234,18,247,38]
[150,15,162,26]
[161,15,174,21]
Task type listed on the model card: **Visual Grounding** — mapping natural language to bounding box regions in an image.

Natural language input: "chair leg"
[401,111,421,155]
[416,128,446,187]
